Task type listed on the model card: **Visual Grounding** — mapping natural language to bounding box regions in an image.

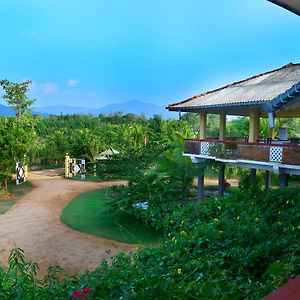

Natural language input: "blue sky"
[0,0,299,108]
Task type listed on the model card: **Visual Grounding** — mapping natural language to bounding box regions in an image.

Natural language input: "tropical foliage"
[0,187,299,299]
[0,80,299,299]
[0,80,36,195]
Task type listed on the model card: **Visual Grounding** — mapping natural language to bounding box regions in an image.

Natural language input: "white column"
[249,109,260,142]
[219,112,226,140]
[199,112,207,139]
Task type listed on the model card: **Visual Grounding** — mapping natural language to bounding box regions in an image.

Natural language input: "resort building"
[167,63,300,201]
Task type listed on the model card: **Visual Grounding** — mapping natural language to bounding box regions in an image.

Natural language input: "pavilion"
[167,63,300,201]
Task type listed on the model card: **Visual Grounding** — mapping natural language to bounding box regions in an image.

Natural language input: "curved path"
[0,169,134,276]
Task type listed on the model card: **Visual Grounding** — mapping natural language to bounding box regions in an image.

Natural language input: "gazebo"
[96,147,120,160]
[167,63,300,201]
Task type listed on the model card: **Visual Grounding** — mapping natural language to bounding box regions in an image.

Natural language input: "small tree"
[0,117,36,196]
[0,79,35,119]
[0,80,36,196]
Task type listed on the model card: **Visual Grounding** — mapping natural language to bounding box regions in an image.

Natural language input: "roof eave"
[263,82,300,113]
[167,101,268,113]
[267,0,300,16]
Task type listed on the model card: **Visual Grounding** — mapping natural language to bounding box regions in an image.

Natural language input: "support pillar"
[269,128,275,139]
[65,153,70,178]
[24,154,28,181]
[218,164,226,198]
[249,109,260,142]
[265,170,271,190]
[219,113,226,140]
[250,169,257,185]
[279,174,289,188]
[197,174,204,202]
[199,112,207,139]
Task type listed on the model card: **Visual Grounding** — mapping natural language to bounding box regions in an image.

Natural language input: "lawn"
[0,181,33,214]
[68,174,100,182]
[61,188,162,244]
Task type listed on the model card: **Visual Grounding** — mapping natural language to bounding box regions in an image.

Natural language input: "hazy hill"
[0,100,176,119]
[0,104,15,116]
[0,104,48,117]
[36,100,176,119]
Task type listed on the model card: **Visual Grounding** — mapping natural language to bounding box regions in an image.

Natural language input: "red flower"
[71,288,92,300]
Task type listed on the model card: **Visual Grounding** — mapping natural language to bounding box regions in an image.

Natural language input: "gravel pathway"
[0,169,133,276]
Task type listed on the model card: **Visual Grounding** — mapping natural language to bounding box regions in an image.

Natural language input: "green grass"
[68,174,121,182]
[67,174,101,182]
[61,188,162,244]
[0,181,33,214]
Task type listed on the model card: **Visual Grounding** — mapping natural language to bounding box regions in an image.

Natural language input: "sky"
[0,0,300,108]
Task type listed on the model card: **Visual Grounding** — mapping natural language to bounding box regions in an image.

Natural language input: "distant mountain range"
[35,100,176,119]
[0,104,49,117]
[0,100,177,119]
[0,104,15,116]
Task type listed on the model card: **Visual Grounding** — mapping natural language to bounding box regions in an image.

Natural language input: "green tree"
[0,117,36,195]
[0,80,36,195]
[0,80,35,119]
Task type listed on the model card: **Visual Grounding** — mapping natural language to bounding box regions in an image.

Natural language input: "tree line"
[1,79,300,195]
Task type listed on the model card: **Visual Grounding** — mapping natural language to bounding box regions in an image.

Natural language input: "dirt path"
[0,169,134,276]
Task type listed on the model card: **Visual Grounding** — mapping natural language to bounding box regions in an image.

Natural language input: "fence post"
[25,164,28,181]
[24,155,28,181]
[65,153,70,178]
[93,163,97,177]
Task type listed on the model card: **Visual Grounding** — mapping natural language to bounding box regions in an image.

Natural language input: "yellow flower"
[177,268,182,274]
[213,218,219,222]
[217,206,221,210]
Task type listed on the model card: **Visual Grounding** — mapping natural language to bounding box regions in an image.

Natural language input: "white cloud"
[20,79,58,94]
[43,83,59,94]
[67,78,79,87]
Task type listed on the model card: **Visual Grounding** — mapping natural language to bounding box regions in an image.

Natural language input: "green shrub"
[0,188,299,299]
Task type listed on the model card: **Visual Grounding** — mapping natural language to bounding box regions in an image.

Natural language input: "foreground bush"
[0,188,299,299]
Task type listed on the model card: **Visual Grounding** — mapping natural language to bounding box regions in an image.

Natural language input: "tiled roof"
[168,63,300,111]
[96,147,120,160]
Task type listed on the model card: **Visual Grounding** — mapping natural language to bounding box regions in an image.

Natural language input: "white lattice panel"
[269,146,283,163]
[200,141,210,155]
